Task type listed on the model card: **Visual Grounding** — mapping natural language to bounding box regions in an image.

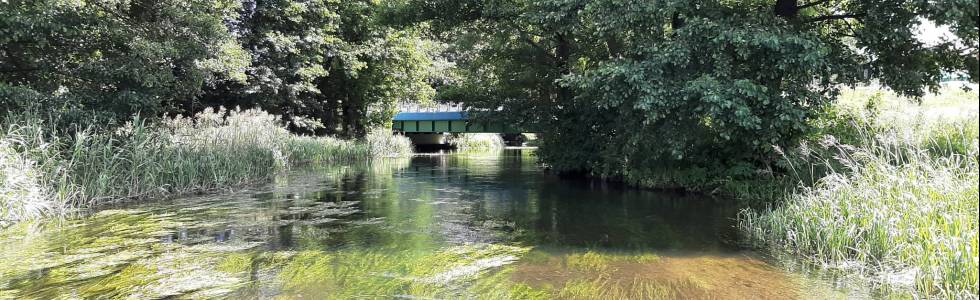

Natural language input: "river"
[1,150,883,299]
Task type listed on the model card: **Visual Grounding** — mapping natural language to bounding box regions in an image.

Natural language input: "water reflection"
[1,150,876,299]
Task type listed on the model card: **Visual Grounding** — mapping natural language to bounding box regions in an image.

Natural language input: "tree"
[1,0,440,139]
[392,0,979,183]
[201,0,439,138]
[0,0,248,124]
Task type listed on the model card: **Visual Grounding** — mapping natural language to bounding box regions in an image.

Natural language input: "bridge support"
[404,133,448,145]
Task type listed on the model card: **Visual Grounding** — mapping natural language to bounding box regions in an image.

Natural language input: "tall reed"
[740,113,979,298]
[447,133,505,152]
[0,107,412,225]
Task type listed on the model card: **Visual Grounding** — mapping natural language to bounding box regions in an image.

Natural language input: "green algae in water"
[1,152,899,299]
[0,209,246,299]
[271,244,530,299]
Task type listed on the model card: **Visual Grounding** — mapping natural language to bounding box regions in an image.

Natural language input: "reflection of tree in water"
[387,150,740,252]
[369,150,740,252]
[518,178,740,251]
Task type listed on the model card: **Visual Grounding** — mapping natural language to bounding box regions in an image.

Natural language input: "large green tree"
[393,0,979,184]
[201,0,439,137]
[1,0,440,138]
[0,0,248,123]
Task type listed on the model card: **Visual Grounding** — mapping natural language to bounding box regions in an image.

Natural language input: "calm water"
[1,150,878,299]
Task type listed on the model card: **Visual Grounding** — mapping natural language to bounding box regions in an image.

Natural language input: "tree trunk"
[555,34,572,104]
[341,89,366,139]
[316,75,341,136]
[774,0,799,19]
[128,0,157,21]
[671,12,685,31]
[322,97,340,135]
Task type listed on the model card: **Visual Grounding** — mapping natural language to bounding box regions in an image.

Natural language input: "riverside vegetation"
[0,107,411,226]
[447,133,506,152]
[741,86,979,298]
[2,0,979,298]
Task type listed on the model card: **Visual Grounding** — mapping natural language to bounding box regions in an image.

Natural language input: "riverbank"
[738,85,979,297]
[0,107,411,226]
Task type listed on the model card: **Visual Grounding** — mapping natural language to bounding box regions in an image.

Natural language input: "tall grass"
[365,129,414,158]
[740,99,979,297]
[447,133,505,151]
[0,107,411,225]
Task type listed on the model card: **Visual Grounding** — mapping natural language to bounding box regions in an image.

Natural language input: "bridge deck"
[392,111,467,121]
[392,110,517,133]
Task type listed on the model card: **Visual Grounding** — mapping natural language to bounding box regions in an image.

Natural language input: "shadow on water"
[1,149,884,299]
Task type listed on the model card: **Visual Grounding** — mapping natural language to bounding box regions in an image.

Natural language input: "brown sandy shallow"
[511,253,803,299]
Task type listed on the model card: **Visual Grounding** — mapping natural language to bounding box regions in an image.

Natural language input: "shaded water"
[2,150,876,299]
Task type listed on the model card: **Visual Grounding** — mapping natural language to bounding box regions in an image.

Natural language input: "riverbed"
[1,150,883,299]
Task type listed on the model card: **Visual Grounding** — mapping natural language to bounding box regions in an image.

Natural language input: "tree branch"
[798,0,831,10]
[503,24,557,63]
[805,14,864,23]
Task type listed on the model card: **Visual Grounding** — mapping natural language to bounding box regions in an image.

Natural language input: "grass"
[0,107,411,225]
[739,85,980,298]
[447,133,505,151]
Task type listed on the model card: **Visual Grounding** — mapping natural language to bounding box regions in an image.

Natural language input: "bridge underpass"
[391,105,524,147]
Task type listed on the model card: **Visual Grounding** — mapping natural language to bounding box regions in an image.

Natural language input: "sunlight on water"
[1,150,889,299]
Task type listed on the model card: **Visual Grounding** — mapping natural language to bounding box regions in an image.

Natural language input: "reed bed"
[0,107,411,225]
[447,133,505,152]
[740,105,979,298]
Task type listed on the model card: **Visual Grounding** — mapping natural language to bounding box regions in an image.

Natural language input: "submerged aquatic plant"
[472,249,798,300]
[260,244,531,299]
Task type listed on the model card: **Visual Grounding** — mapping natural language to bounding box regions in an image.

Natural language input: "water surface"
[1,150,876,299]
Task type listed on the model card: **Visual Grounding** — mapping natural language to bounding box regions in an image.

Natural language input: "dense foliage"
[5,0,976,176]
[3,0,978,177]
[1,0,432,221]
[199,0,442,137]
[391,0,979,186]
[1,0,439,136]
[1,0,248,123]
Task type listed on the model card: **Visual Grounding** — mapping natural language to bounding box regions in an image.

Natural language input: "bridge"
[392,103,519,133]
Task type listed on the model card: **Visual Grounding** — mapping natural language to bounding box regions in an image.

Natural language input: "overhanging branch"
[798,0,831,10]
[805,14,865,23]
